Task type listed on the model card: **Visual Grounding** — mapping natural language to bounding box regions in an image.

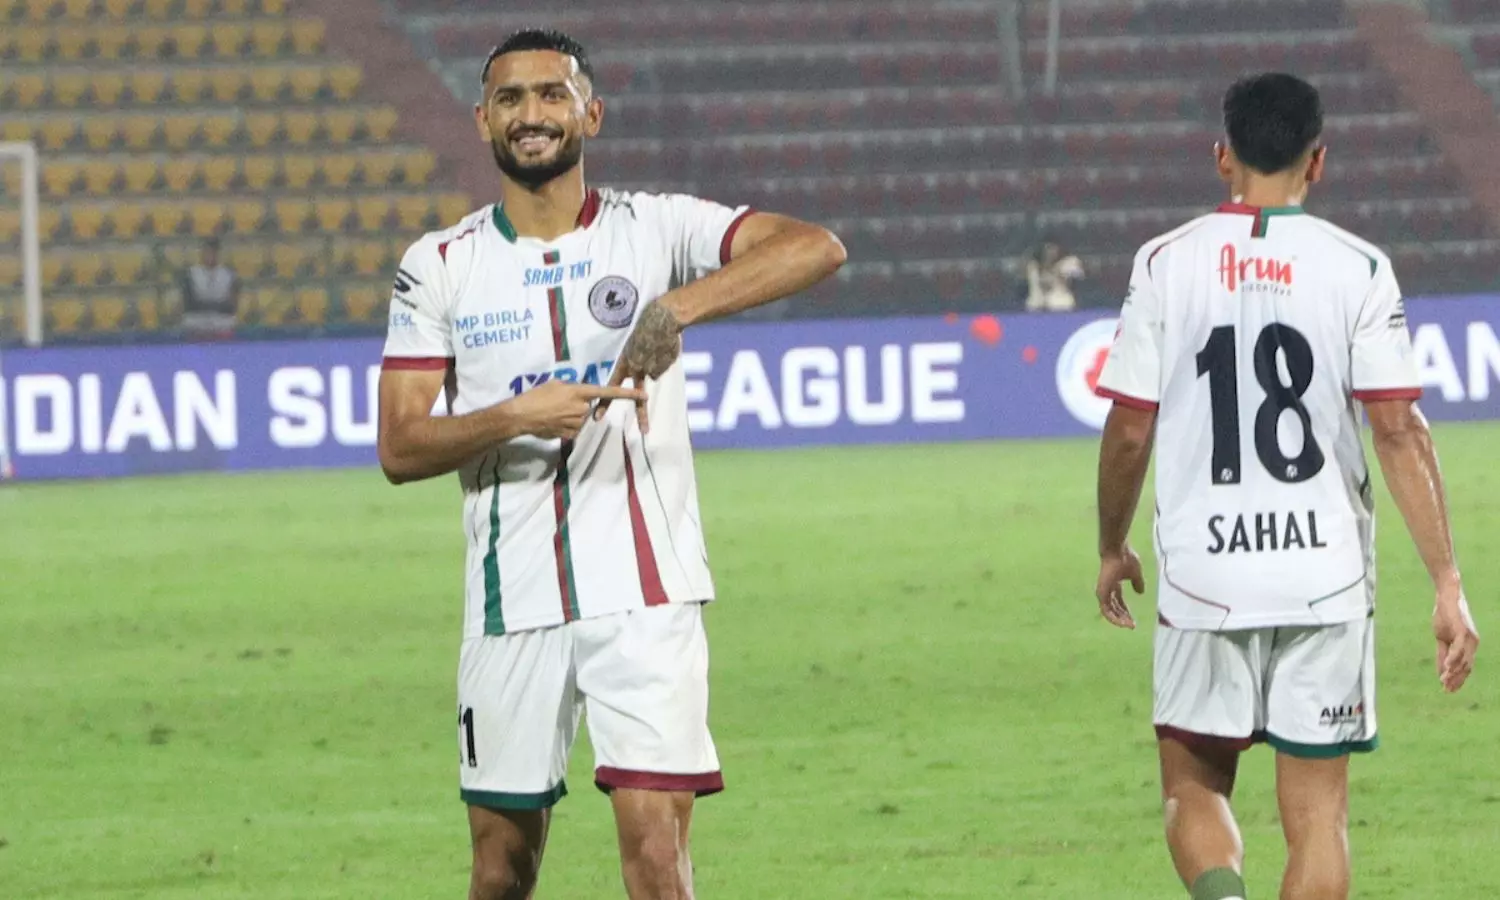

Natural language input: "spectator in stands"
[1024,238,1086,312]
[179,236,240,340]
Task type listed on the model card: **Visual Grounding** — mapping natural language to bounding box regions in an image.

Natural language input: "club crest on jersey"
[588,276,639,329]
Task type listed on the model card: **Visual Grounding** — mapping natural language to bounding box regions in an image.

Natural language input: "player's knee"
[470,853,537,900]
[620,830,687,894]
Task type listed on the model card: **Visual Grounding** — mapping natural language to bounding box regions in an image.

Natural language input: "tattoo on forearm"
[620,303,682,379]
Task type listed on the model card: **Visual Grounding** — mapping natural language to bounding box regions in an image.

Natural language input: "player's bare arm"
[1365,398,1480,692]
[1094,402,1156,629]
[377,367,643,484]
[599,213,846,422]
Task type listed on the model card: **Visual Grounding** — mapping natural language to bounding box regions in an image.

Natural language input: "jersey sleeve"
[658,193,756,280]
[1093,246,1164,410]
[381,236,454,371]
[1350,258,1422,402]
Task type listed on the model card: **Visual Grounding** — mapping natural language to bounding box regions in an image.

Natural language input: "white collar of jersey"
[492,189,603,244]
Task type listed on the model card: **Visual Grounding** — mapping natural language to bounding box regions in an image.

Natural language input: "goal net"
[0,141,42,480]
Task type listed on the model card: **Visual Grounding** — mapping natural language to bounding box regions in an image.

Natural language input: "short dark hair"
[480,29,595,91]
[1222,73,1323,175]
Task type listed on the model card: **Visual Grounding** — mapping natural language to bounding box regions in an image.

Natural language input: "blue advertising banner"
[3,297,1499,481]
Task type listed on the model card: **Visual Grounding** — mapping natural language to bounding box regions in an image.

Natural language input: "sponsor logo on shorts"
[1319,703,1365,727]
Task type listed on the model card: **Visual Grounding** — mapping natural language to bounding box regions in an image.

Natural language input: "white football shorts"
[1153,614,1378,758]
[456,601,722,810]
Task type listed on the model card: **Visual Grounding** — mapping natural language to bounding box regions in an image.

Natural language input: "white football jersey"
[1095,203,1422,631]
[382,188,753,637]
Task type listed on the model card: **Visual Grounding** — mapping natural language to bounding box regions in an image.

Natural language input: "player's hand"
[1096,546,1145,630]
[511,381,646,441]
[1433,581,1479,693]
[594,300,686,432]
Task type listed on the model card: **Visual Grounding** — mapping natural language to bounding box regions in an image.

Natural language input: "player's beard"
[491,127,585,190]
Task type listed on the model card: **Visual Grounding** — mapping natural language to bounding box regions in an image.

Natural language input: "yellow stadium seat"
[40,208,64,241]
[129,70,166,105]
[263,0,286,14]
[42,256,67,289]
[14,29,48,63]
[403,152,436,186]
[0,211,19,244]
[210,23,247,57]
[282,155,317,190]
[360,152,397,186]
[253,286,291,326]
[1,166,19,196]
[108,249,145,284]
[251,67,287,103]
[6,74,44,108]
[61,0,91,20]
[315,198,351,232]
[241,156,276,190]
[209,69,244,103]
[149,203,187,237]
[322,110,358,144]
[43,163,79,198]
[49,299,87,335]
[272,244,308,279]
[438,194,470,225]
[229,200,266,234]
[201,114,237,148]
[343,284,380,322]
[202,157,237,192]
[94,72,127,106]
[296,287,328,324]
[54,26,93,60]
[68,205,107,240]
[251,22,285,57]
[95,29,128,59]
[173,24,208,59]
[178,0,209,16]
[287,67,323,102]
[134,26,170,58]
[72,255,106,288]
[227,244,267,279]
[322,155,358,189]
[191,202,225,237]
[395,196,431,231]
[282,111,318,145]
[41,118,78,151]
[92,295,128,332]
[2,119,33,143]
[274,198,311,233]
[52,72,89,106]
[245,113,280,147]
[170,69,207,104]
[163,159,197,192]
[137,294,161,331]
[220,0,249,19]
[122,159,158,193]
[290,20,323,55]
[351,241,387,276]
[123,116,161,150]
[329,65,361,101]
[23,0,54,22]
[367,107,398,141]
[162,115,199,150]
[110,203,146,239]
[83,160,119,194]
[355,197,390,232]
[0,257,20,289]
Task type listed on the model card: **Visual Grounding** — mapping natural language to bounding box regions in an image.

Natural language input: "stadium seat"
[95,28,128,59]
[149,203,187,237]
[209,68,244,103]
[230,199,266,233]
[272,243,310,278]
[287,67,322,102]
[342,284,381,322]
[403,152,435,185]
[108,249,145,284]
[246,112,281,147]
[94,71,128,105]
[296,287,329,324]
[43,163,79,197]
[290,20,324,55]
[242,156,277,190]
[202,157,238,192]
[136,293,161,331]
[228,244,268,279]
[41,118,78,151]
[162,115,198,150]
[0,257,20,290]
[211,23,248,57]
[322,154,358,188]
[394,196,431,231]
[42,256,67,289]
[0,211,21,244]
[350,240,388,275]
[111,203,146,239]
[252,67,287,102]
[7,74,49,108]
[134,26,169,58]
[355,196,391,232]
[171,69,207,104]
[322,109,359,144]
[72,254,105,288]
[53,26,92,60]
[91,294,128,332]
[282,155,318,190]
[13,29,47,63]
[52,72,91,106]
[282,111,318,145]
[61,0,92,21]
[163,159,197,192]
[122,116,158,150]
[438,194,471,225]
[69,205,107,240]
[367,107,398,141]
[315,198,352,232]
[251,22,286,57]
[361,152,398,187]
[329,64,361,100]
[174,24,209,59]
[190,203,225,237]
[48,298,86,335]
[252,286,292,325]
[122,159,158,193]
[202,114,237,148]
[129,70,166,104]
[274,198,312,233]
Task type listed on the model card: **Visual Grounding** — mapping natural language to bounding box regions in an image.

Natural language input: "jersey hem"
[382,355,452,371]
[1353,387,1422,401]
[1094,385,1159,411]
[1265,733,1379,759]
[1155,605,1372,631]
[460,783,568,810]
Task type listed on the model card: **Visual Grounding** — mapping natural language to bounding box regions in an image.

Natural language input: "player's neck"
[1230,173,1307,210]
[499,168,588,241]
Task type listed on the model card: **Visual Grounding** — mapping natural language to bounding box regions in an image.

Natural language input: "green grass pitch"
[2,425,1498,898]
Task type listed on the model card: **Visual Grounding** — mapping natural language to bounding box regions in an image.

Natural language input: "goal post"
[1,141,43,348]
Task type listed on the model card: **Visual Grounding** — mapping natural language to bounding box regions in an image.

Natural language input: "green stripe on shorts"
[461,782,568,810]
[1266,732,1379,759]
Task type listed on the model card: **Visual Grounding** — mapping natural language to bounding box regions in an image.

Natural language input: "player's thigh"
[1264,617,1378,759]
[1153,623,1269,749]
[574,602,723,797]
[458,627,580,812]
[1275,751,1350,849]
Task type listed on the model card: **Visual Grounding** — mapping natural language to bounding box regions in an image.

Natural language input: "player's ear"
[473,102,492,143]
[583,95,604,139]
[1306,145,1327,185]
[1213,141,1234,184]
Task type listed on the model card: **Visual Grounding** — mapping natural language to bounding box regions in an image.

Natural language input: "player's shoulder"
[400,204,493,266]
[1131,212,1220,267]
[1296,215,1392,278]
[594,185,734,221]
